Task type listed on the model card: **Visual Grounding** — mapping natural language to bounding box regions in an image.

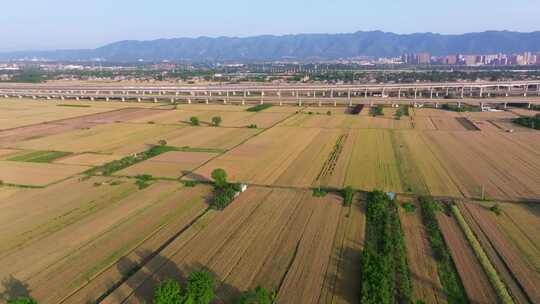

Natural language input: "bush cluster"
[210,168,241,210]
[238,286,275,304]
[154,271,214,304]
[246,104,273,112]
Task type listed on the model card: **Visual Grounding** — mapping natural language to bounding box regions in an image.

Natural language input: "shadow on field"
[0,275,32,302]
[106,251,242,303]
[182,170,212,183]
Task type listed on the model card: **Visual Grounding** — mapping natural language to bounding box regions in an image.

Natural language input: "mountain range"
[2,30,540,62]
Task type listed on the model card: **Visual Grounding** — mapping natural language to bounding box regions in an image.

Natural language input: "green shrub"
[238,286,275,304]
[246,104,273,112]
[211,116,222,127]
[183,180,199,187]
[190,116,200,126]
[342,186,354,206]
[247,124,258,129]
[312,188,327,197]
[490,203,502,216]
[7,298,37,304]
[154,279,183,304]
[401,202,416,213]
[183,271,214,304]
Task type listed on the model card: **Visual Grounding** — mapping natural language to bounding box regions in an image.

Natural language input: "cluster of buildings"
[401,52,540,66]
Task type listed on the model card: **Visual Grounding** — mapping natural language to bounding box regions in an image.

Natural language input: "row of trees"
[360,190,411,304]
[154,271,274,304]
[189,116,222,127]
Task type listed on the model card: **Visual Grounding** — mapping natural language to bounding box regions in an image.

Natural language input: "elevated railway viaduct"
[1,81,540,108]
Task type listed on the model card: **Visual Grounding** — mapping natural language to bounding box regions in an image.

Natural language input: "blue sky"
[2,0,539,51]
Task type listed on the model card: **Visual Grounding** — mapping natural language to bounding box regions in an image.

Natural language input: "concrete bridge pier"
[242,100,245,105]
[318,101,322,107]
[430,88,433,99]
[188,99,191,104]
[121,97,125,102]
[528,103,532,109]
[398,88,402,99]
[76,97,80,101]
[106,97,110,102]
[170,98,175,104]
[279,101,283,106]
[205,99,209,104]
[90,97,95,101]
[334,100,337,107]
[435,102,439,108]
[298,100,302,107]
[414,88,418,99]
[457,101,461,108]
[32,96,37,99]
[364,89,368,99]
[504,102,508,109]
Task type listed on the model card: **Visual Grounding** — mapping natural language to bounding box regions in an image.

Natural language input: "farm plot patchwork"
[103,187,348,304]
[0,178,212,304]
[116,151,219,178]
[194,127,321,185]
[130,108,289,128]
[164,126,260,150]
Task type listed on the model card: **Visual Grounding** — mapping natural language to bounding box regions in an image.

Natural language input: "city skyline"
[2,0,539,51]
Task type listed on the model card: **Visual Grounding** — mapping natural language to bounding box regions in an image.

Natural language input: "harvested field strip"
[400,199,448,304]
[274,129,344,187]
[0,160,88,187]
[495,204,540,273]
[436,211,498,304]
[316,134,348,181]
[7,150,72,163]
[318,197,366,304]
[344,129,404,192]
[418,198,468,304]
[397,131,462,197]
[451,205,514,304]
[360,191,411,303]
[461,202,540,303]
[274,194,342,304]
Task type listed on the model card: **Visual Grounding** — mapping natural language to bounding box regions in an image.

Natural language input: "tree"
[211,168,228,188]
[190,116,200,126]
[154,279,182,304]
[238,286,274,304]
[211,116,222,127]
[394,108,403,120]
[183,271,214,304]
[158,139,168,146]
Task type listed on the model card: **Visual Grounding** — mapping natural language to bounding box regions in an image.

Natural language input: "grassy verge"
[85,145,179,176]
[175,146,226,153]
[246,104,273,112]
[451,205,514,304]
[360,190,411,304]
[8,150,72,163]
[419,197,468,303]
[513,115,540,130]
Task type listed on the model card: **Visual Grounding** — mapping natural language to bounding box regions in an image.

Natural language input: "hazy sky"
[2,0,539,51]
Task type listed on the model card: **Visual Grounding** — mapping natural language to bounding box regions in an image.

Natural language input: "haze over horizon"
[2,0,539,52]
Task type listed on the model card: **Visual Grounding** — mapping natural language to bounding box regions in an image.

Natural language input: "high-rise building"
[417,53,431,64]
[444,55,458,65]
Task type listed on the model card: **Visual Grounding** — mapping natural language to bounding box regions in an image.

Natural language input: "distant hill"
[2,30,540,62]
